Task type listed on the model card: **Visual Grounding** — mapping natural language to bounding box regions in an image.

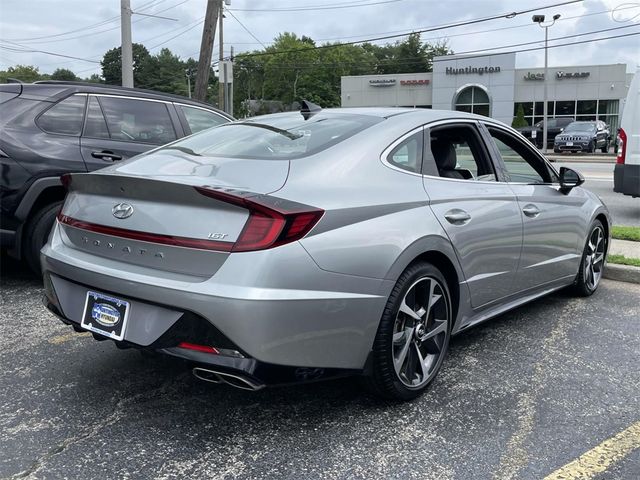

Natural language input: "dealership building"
[341,52,633,132]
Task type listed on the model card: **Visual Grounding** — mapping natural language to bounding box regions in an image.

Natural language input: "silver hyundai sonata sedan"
[41,106,610,400]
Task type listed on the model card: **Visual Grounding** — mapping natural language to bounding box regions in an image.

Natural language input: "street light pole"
[543,24,549,154]
[533,13,560,154]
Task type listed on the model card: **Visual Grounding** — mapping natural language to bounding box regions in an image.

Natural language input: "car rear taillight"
[195,186,324,252]
[617,128,627,165]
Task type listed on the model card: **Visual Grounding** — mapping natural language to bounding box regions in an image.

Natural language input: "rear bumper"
[614,163,640,197]
[43,295,358,387]
[40,221,389,371]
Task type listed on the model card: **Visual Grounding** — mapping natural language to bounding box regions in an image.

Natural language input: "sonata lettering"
[400,79,430,86]
[445,66,501,75]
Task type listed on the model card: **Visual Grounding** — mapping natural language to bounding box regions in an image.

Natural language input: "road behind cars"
[1,256,638,479]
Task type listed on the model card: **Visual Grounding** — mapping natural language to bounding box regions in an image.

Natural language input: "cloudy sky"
[0,0,638,78]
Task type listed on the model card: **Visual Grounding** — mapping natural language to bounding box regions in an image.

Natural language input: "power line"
[1,0,191,45]
[233,29,639,70]
[148,19,205,50]
[229,0,404,12]
[225,9,267,49]
[237,0,584,59]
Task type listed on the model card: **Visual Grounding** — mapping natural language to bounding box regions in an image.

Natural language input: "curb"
[603,263,640,284]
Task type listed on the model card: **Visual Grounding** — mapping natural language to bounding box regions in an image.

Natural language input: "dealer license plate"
[81,290,130,341]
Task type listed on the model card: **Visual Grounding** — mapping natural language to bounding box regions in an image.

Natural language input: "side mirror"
[559,166,585,193]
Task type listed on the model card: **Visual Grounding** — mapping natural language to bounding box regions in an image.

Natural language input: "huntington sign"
[445,66,501,75]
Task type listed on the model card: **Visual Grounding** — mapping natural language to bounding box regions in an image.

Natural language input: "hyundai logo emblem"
[112,202,134,219]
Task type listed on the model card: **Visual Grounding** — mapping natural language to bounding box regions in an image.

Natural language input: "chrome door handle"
[522,204,541,218]
[444,209,471,225]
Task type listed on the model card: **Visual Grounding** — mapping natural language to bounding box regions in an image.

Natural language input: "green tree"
[50,68,77,81]
[232,33,453,113]
[362,34,452,74]
[0,64,42,83]
[512,103,528,128]
[84,73,103,83]
[101,43,151,86]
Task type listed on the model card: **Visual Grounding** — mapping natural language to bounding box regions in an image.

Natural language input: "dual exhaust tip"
[192,367,265,391]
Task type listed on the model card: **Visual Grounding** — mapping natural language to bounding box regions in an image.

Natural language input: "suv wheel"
[24,201,63,275]
[365,262,452,400]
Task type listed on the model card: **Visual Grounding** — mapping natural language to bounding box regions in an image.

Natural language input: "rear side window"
[37,95,86,135]
[83,96,110,139]
[163,113,381,160]
[179,105,228,133]
[387,130,423,173]
[98,96,177,145]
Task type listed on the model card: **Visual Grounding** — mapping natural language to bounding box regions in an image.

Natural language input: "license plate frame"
[566,141,573,146]
[81,290,130,341]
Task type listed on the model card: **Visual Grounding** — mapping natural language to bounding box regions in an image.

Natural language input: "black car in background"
[0,81,233,273]
[553,121,610,153]
[516,117,574,148]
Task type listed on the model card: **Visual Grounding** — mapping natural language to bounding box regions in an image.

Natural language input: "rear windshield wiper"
[160,146,201,156]
[234,122,303,140]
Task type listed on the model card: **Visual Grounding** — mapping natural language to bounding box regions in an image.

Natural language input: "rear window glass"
[160,113,382,159]
[37,95,86,135]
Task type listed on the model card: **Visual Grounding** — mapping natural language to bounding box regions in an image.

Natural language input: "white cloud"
[0,0,637,77]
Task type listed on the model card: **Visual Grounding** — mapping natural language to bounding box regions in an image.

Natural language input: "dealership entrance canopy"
[341,52,632,131]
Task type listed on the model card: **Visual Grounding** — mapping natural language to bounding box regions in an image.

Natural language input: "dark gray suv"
[0,81,232,273]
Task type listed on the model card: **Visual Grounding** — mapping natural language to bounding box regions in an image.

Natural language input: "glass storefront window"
[577,100,597,115]
[514,102,533,117]
[534,101,555,116]
[598,99,619,115]
[555,101,575,116]
[455,86,490,117]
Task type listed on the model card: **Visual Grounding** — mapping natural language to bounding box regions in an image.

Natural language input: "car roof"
[247,107,492,123]
[10,81,232,117]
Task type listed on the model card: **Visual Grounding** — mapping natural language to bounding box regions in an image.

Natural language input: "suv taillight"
[195,187,324,252]
[617,128,627,165]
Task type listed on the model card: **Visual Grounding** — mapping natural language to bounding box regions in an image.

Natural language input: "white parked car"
[614,69,639,198]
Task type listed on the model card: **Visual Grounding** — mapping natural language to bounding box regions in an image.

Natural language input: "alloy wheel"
[584,226,606,291]
[392,276,449,388]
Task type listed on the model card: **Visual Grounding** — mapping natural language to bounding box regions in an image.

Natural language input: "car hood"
[556,130,595,137]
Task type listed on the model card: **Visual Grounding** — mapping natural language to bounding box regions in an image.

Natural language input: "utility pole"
[194,0,221,102]
[218,4,225,110]
[121,0,134,87]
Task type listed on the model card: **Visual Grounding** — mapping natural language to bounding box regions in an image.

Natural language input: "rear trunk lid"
[58,152,290,277]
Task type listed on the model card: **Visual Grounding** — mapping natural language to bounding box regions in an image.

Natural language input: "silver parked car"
[41,106,610,400]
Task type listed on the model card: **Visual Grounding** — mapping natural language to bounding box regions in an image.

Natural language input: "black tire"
[23,201,63,275]
[600,141,608,154]
[587,141,595,153]
[365,262,452,401]
[572,220,607,297]
[554,148,561,154]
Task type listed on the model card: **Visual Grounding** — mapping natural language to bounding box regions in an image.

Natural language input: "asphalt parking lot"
[1,255,639,479]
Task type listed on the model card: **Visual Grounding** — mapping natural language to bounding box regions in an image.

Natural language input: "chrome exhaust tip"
[192,367,264,391]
